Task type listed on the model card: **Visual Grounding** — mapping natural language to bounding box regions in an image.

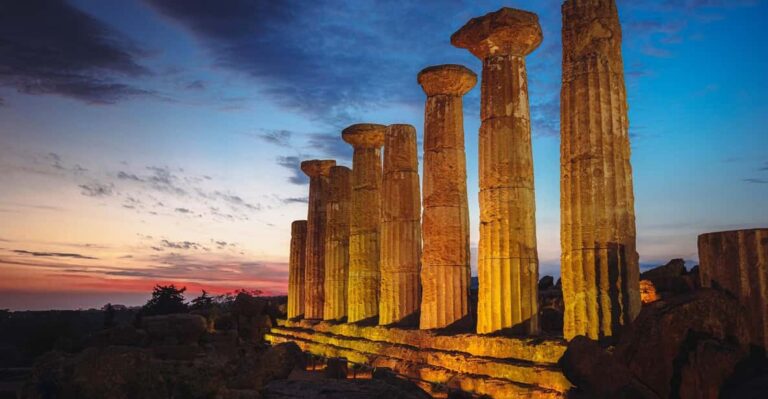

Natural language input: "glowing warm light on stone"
[559,0,640,340]
[417,64,476,330]
[287,220,308,319]
[301,159,336,320]
[639,279,658,304]
[379,124,422,325]
[343,124,386,323]
[452,7,541,335]
[324,166,352,321]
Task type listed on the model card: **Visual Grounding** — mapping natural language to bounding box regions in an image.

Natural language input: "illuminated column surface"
[301,159,336,320]
[417,64,476,329]
[287,220,308,319]
[324,166,352,321]
[452,7,541,334]
[560,0,640,340]
[379,124,422,325]
[343,124,386,323]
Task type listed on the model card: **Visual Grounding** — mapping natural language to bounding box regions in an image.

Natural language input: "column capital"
[291,220,308,232]
[451,7,543,59]
[418,64,477,97]
[342,124,386,149]
[301,159,336,177]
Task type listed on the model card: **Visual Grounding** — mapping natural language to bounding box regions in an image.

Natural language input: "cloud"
[0,97,5,107]
[744,178,768,184]
[47,152,87,175]
[255,129,292,147]
[0,0,153,104]
[531,97,560,138]
[280,197,308,205]
[12,249,97,260]
[160,239,204,250]
[276,156,308,185]
[759,162,768,172]
[174,207,191,214]
[185,80,205,90]
[79,182,114,197]
[142,0,468,127]
[306,133,352,160]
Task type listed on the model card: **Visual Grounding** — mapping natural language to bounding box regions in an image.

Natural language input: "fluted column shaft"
[343,124,386,323]
[452,8,542,334]
[301,160,336,320]
[418,65,476,329]
[560,0,640,340]
[699,229,768,349]
[324,166,352,321]
[380,124,422,325]
[287,220,307,319]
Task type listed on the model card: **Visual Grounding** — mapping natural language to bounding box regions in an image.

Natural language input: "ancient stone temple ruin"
[270,2,663,397]
[452,7,542,336]
[417,64,475,330]
[343,124,386,323]
[698,229,768,349]
[559,0,640,340]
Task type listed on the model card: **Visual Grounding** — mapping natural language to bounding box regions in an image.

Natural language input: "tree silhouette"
[190,290,214,310]
[140,284,188,316]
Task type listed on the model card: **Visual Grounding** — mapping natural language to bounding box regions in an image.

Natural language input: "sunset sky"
[1,0,766,310]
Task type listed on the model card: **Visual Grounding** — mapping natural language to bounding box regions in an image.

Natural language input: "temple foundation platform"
[266,319,570,398]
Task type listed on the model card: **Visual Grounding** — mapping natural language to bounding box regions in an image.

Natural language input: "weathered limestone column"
[417,65,476,329]
[560,0,641,340]
[343,124,386,323]
[379,124,422,325]
[287,220,307,319]
[324,166,352,321]
[301,159,336,320]
[452,8,541,334]
[699,229,768,349]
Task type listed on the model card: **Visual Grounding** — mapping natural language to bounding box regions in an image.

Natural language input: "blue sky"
[0,0,766,309]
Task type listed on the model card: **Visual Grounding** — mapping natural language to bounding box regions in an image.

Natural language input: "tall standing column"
[417,65,476,329]
[287,220,307,319]
[380,124,422,325]
[301,159,336,320]
[560,0,640,340]
[343,124,386,323]
[324,166,352,321]
[452,8,542,334]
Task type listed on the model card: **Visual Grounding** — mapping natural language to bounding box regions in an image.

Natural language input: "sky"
[0,0,766,310]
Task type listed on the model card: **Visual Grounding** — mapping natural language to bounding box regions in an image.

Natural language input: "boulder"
[142,313,207,345]
[639,279,659,304]
[538,275,554,291]
[560,336,658,399]
[229,342,304,389]
[640,259,692,298]
[615,289,751,398]
[325,357,349,379]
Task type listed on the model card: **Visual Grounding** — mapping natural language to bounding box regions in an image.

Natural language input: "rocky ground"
[16,260,768,398]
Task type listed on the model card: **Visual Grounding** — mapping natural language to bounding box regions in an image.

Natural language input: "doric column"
[287,220,307,319]
[560,0,640,340]
[343,124,386,323]
[324,166,352,321]
[417,65,476,329]
[699,229,768,349]
[452,8,542,335]
[301,159,336,320]
[379,124,422,326]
